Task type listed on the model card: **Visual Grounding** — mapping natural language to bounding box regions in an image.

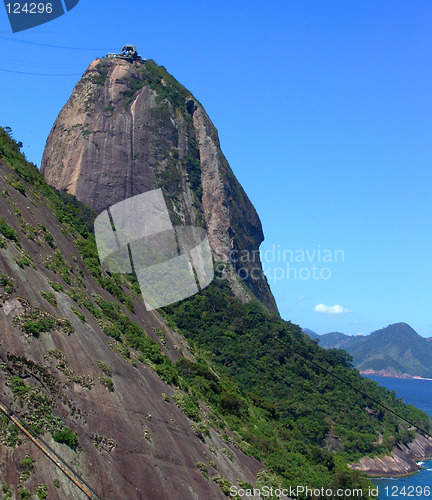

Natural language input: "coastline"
[350,434,432,478]
[361,370,432,381]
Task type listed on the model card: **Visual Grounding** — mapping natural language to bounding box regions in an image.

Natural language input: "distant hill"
[301,328,320,339]
[319,331,352,349]
[305,323,432,378]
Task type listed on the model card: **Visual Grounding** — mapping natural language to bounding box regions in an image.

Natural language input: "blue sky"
[0,1,430,336]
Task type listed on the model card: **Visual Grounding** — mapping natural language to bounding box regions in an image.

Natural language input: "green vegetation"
[212,475,233,496]
[90,64,108,86]
[5,176,26,196]
[164,279,431,462]
[35,484,48,500]
[44,349,94,389]
[49,280,64,292]
[44,250,73,284]
[120,58,191,110]
[20,315,55,336]
[145,60,190,109]
[87,293,177,383]
[196,462,208,479]
[221,448,234,461]
[75,238,135,310]
[19,455,34,482]
[40,225,55,248]
[0,414,21,447]
[103,105,114,115]
[12,301,73,337]
[98,375,114,392]
[6,372,72,441]
[10,206,41,245]
[320,323,432,379]
[172,392,201,422]
[97,360,112,376]
[52,427,78,447]
[18,489,32,499]
[40,291,57,307]
[0,216,18,243]
[1,481,12,499]
[13,249,33,268]
[0,274,16,301]
[71,306,85,322]
[183,156,203,201]
[0,127,96,239]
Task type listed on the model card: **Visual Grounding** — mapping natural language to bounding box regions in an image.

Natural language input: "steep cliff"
[41,57,277,313]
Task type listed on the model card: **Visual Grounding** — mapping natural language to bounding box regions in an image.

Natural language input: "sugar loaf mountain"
[0,50,431,498]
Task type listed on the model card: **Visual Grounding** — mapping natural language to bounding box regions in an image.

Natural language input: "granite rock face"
[350,434,432,477]
[41,57,277,313]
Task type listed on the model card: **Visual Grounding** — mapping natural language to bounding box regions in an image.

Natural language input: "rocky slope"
[0,145,262,498]
[350,434,432,477]
[41,57,277,313]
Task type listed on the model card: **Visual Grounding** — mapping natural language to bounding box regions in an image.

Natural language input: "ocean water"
[364,375,432,500]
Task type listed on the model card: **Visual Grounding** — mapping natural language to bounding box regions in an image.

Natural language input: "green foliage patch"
[52,427,78,447]
[172,392,201,422]
[13,249,33,268]
[0,414,21,447]
[40,291,57,307]
[0,216,18,243]
[12,300,73,337]
[0,274,16,301]
[6,373,75,444]
[0,127,96,239]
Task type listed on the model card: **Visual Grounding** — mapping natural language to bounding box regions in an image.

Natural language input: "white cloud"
[314,303,352,315]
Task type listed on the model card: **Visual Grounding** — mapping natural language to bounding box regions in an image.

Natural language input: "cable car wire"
[0,67,81,76]
[0,34,114,51]
[277,336,432,440]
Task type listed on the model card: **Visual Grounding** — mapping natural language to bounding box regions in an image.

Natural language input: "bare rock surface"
[350,434,432,477]
[41,57,277,313]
